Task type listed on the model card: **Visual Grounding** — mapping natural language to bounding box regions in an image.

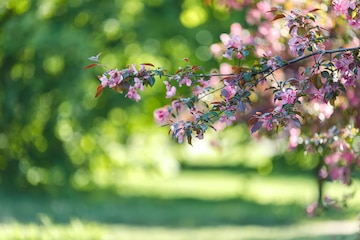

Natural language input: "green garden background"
[0,0,359,239]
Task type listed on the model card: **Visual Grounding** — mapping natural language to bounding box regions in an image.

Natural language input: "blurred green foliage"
[0,0,252,193]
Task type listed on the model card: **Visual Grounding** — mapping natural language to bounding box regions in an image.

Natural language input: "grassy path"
[0,170,359,239]
[0,220,359,239]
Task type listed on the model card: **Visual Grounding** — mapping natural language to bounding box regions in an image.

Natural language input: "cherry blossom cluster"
[84,62,160,102]
[282,9,326,56]
[301,125,359,185]
[332,0,360,29]
[333,52,360,87]
[87,3,360,148]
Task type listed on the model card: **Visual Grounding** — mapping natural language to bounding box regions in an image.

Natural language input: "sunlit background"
[0,0,359,239]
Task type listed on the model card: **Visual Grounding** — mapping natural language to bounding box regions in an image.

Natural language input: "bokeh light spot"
[72,169,90,189]
[34,136,48,152]
[109,108,128,127]
[180,6,208,28]
[101,53,119,68]
[56,119,73,142]
[6,0,30,15]
[74,11,89,27]
[80,134,95,153]
[196,46,212,61]
[195,30,213,45]
[122,1,144,15]
[103,18,122,40]
[43,55,64,76]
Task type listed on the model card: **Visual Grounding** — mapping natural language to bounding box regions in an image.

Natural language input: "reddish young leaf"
[248,116,257,125]
[95,84,104,98]
[83,63,98,70]
[192,66,200,71]
[187,135,193,146]
[271,14,285,21]
[221,76,233,82]
[211,101,223,105]
[238,79,245,87]
[232,66,243,74]
[267,7,279,13]
[307,8,320,13]
[141,63,155,67]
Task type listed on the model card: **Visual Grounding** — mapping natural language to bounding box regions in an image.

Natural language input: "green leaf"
[321,71,330,79]
[243,72,252,82]
[297,27,307,36]
[148,76,155,87]
[310,74,322,90]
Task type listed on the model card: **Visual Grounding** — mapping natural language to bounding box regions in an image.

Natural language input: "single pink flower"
[279,88,297,105]
[288,35,309,56]
[306,202,318,217]
[170,121,186,143]
[125,86,141,102]
[154,106,170,124]
[98,74,110,87]
[219,114,236,126]
[108,69,123,88]
[134,77,144,91]
[179,76,192,87]
[164,81,176,98]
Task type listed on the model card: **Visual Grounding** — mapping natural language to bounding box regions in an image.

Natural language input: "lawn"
[0,169,359,239]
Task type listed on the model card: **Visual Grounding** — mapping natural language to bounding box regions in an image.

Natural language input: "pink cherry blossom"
[260,113,275,131]
[223,35,243,60]
[125,86,141,102]
[306,202,318,217]
[318,166,328,179]
[189,107,203,120]
[289,127,301,149]
[192,78,211,95]
[98,74,110,87]
[334,52,359,86]
[98,69,123,88]
[128,64,138,75]
[170,121,186,143]
[332,0,356,15]
[221,79,238,101]
[288,35,309,56]
[347,15,360,30]
[134,77,144,91]
[179,76,192,87]
[278,88,297,105]
[332,0,360,29]
[164,81,176,98]
[154,106,170,124]
[219,114,236,126]
[108,69,123,88]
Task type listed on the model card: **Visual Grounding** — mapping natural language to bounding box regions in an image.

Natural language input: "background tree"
[0,0,248,193]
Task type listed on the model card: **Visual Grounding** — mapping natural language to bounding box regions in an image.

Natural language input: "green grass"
[0,169,359,239]
[1,221,359,240]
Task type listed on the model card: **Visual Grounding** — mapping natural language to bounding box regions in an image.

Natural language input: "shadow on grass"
[0,190,346,227]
